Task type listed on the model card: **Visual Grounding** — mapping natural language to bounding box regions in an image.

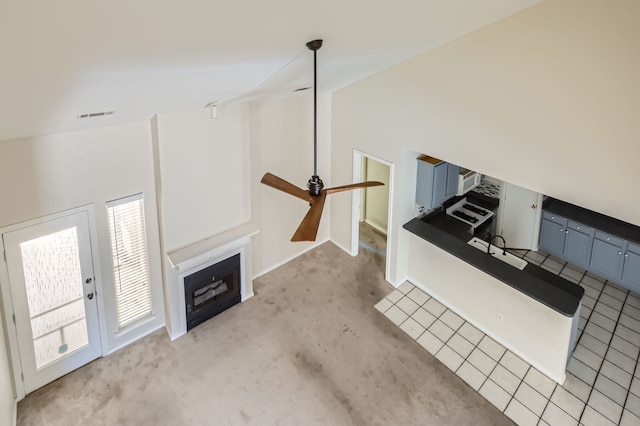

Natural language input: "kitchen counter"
[403,212,584,317]
[543,198,640,245]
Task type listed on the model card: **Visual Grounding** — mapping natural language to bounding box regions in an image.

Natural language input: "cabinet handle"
[625,254,629,258]
[566,230,569,234]
[551,216,555,219]
[607,237,610,241]
[618,251,622,255]
[576,226,580,230]
[560,228,564,232]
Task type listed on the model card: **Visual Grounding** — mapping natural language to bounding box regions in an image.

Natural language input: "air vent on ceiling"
[77,111,115,119]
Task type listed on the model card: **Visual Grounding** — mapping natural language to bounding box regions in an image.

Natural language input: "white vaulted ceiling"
[0,0,540,142]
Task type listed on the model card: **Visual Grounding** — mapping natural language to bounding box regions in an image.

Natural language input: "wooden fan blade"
[291,192,327,242]
[325,181,384,194]
[261,173,313,203]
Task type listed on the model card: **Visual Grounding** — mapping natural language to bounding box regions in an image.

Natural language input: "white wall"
[331,0,640,281]
[154,104,252,253]
[363,158,390,233]
[0,122,165,400]
[330,0,640,376]
[250,93,331,276]
[152,104,254,337]
[0,322,14,426]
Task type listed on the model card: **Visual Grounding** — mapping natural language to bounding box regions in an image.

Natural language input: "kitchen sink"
[467,237,528,270]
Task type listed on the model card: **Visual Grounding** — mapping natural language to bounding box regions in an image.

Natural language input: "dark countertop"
[543,198,640,245]
[404,213,584,317]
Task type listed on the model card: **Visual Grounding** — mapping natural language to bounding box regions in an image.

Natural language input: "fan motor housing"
[307,175,324,196]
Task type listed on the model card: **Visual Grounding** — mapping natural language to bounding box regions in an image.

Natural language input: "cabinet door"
[539,218,566,256]
[590,238,624,280]
[431,162,448,208]
[622,244,640,291]
[563,227,592,268]
[445,164,460,200]
[415,160,435,209]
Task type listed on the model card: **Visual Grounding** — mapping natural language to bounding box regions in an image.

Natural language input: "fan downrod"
[306,38,324,197]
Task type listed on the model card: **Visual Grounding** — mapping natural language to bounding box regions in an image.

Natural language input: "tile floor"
[376,249,640,426]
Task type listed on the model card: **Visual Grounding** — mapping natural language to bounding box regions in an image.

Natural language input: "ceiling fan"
[261,39,384,242]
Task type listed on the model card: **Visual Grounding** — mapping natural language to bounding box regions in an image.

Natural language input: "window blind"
[106,194,152,329]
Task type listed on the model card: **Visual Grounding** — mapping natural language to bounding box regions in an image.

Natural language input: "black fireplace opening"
[184,253,241,331]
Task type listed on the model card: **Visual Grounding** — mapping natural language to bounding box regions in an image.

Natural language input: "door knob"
[531,204,537,209]
[85,278,92,284]
[87,292,94,300]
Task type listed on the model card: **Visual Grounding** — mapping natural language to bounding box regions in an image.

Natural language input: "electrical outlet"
[497,312,504,322]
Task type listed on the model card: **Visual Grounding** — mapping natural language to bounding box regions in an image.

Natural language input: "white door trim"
[0,205,105,400]
[351,150,394,283]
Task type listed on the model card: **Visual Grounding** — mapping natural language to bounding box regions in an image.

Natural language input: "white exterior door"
[2,210,102,394]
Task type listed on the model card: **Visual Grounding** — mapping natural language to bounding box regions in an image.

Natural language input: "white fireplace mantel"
[167,222,259,272]
[164,222,259,340]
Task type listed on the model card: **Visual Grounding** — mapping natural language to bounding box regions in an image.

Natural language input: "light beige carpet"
[17,224,512,425]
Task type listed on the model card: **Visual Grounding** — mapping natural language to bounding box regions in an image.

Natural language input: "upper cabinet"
[416,156,459,210]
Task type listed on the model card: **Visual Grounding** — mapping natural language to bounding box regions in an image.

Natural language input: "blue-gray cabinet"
[445,162,460,200]
[590,231,625,279]
[539,212,567,257]
[430,160,447,208]
[539,213,592,269]
[416,156,459,210]
[564,221,594,267]
[622,242,640,292]
[540,208,640,293]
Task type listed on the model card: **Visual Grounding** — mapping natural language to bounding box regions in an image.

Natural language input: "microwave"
[457,169,481,196]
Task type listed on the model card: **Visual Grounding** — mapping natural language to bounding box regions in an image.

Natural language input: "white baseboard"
[106,322,166,355]
[252,237,329,279]
[388,275,409,288]
[331,239,354,257]
[364,219,387,236]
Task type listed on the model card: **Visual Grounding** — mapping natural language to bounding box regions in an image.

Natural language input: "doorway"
[351,151,393,281]
[497,182,543,250]
[1,208,103,395]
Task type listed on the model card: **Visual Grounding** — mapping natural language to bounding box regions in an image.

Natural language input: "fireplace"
[183,253,241,331]
[166,222,257,340]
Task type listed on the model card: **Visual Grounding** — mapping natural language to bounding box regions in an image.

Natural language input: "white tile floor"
[376,251,640,426]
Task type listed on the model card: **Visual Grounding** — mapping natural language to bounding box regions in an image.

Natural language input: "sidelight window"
[106,194,152,329]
